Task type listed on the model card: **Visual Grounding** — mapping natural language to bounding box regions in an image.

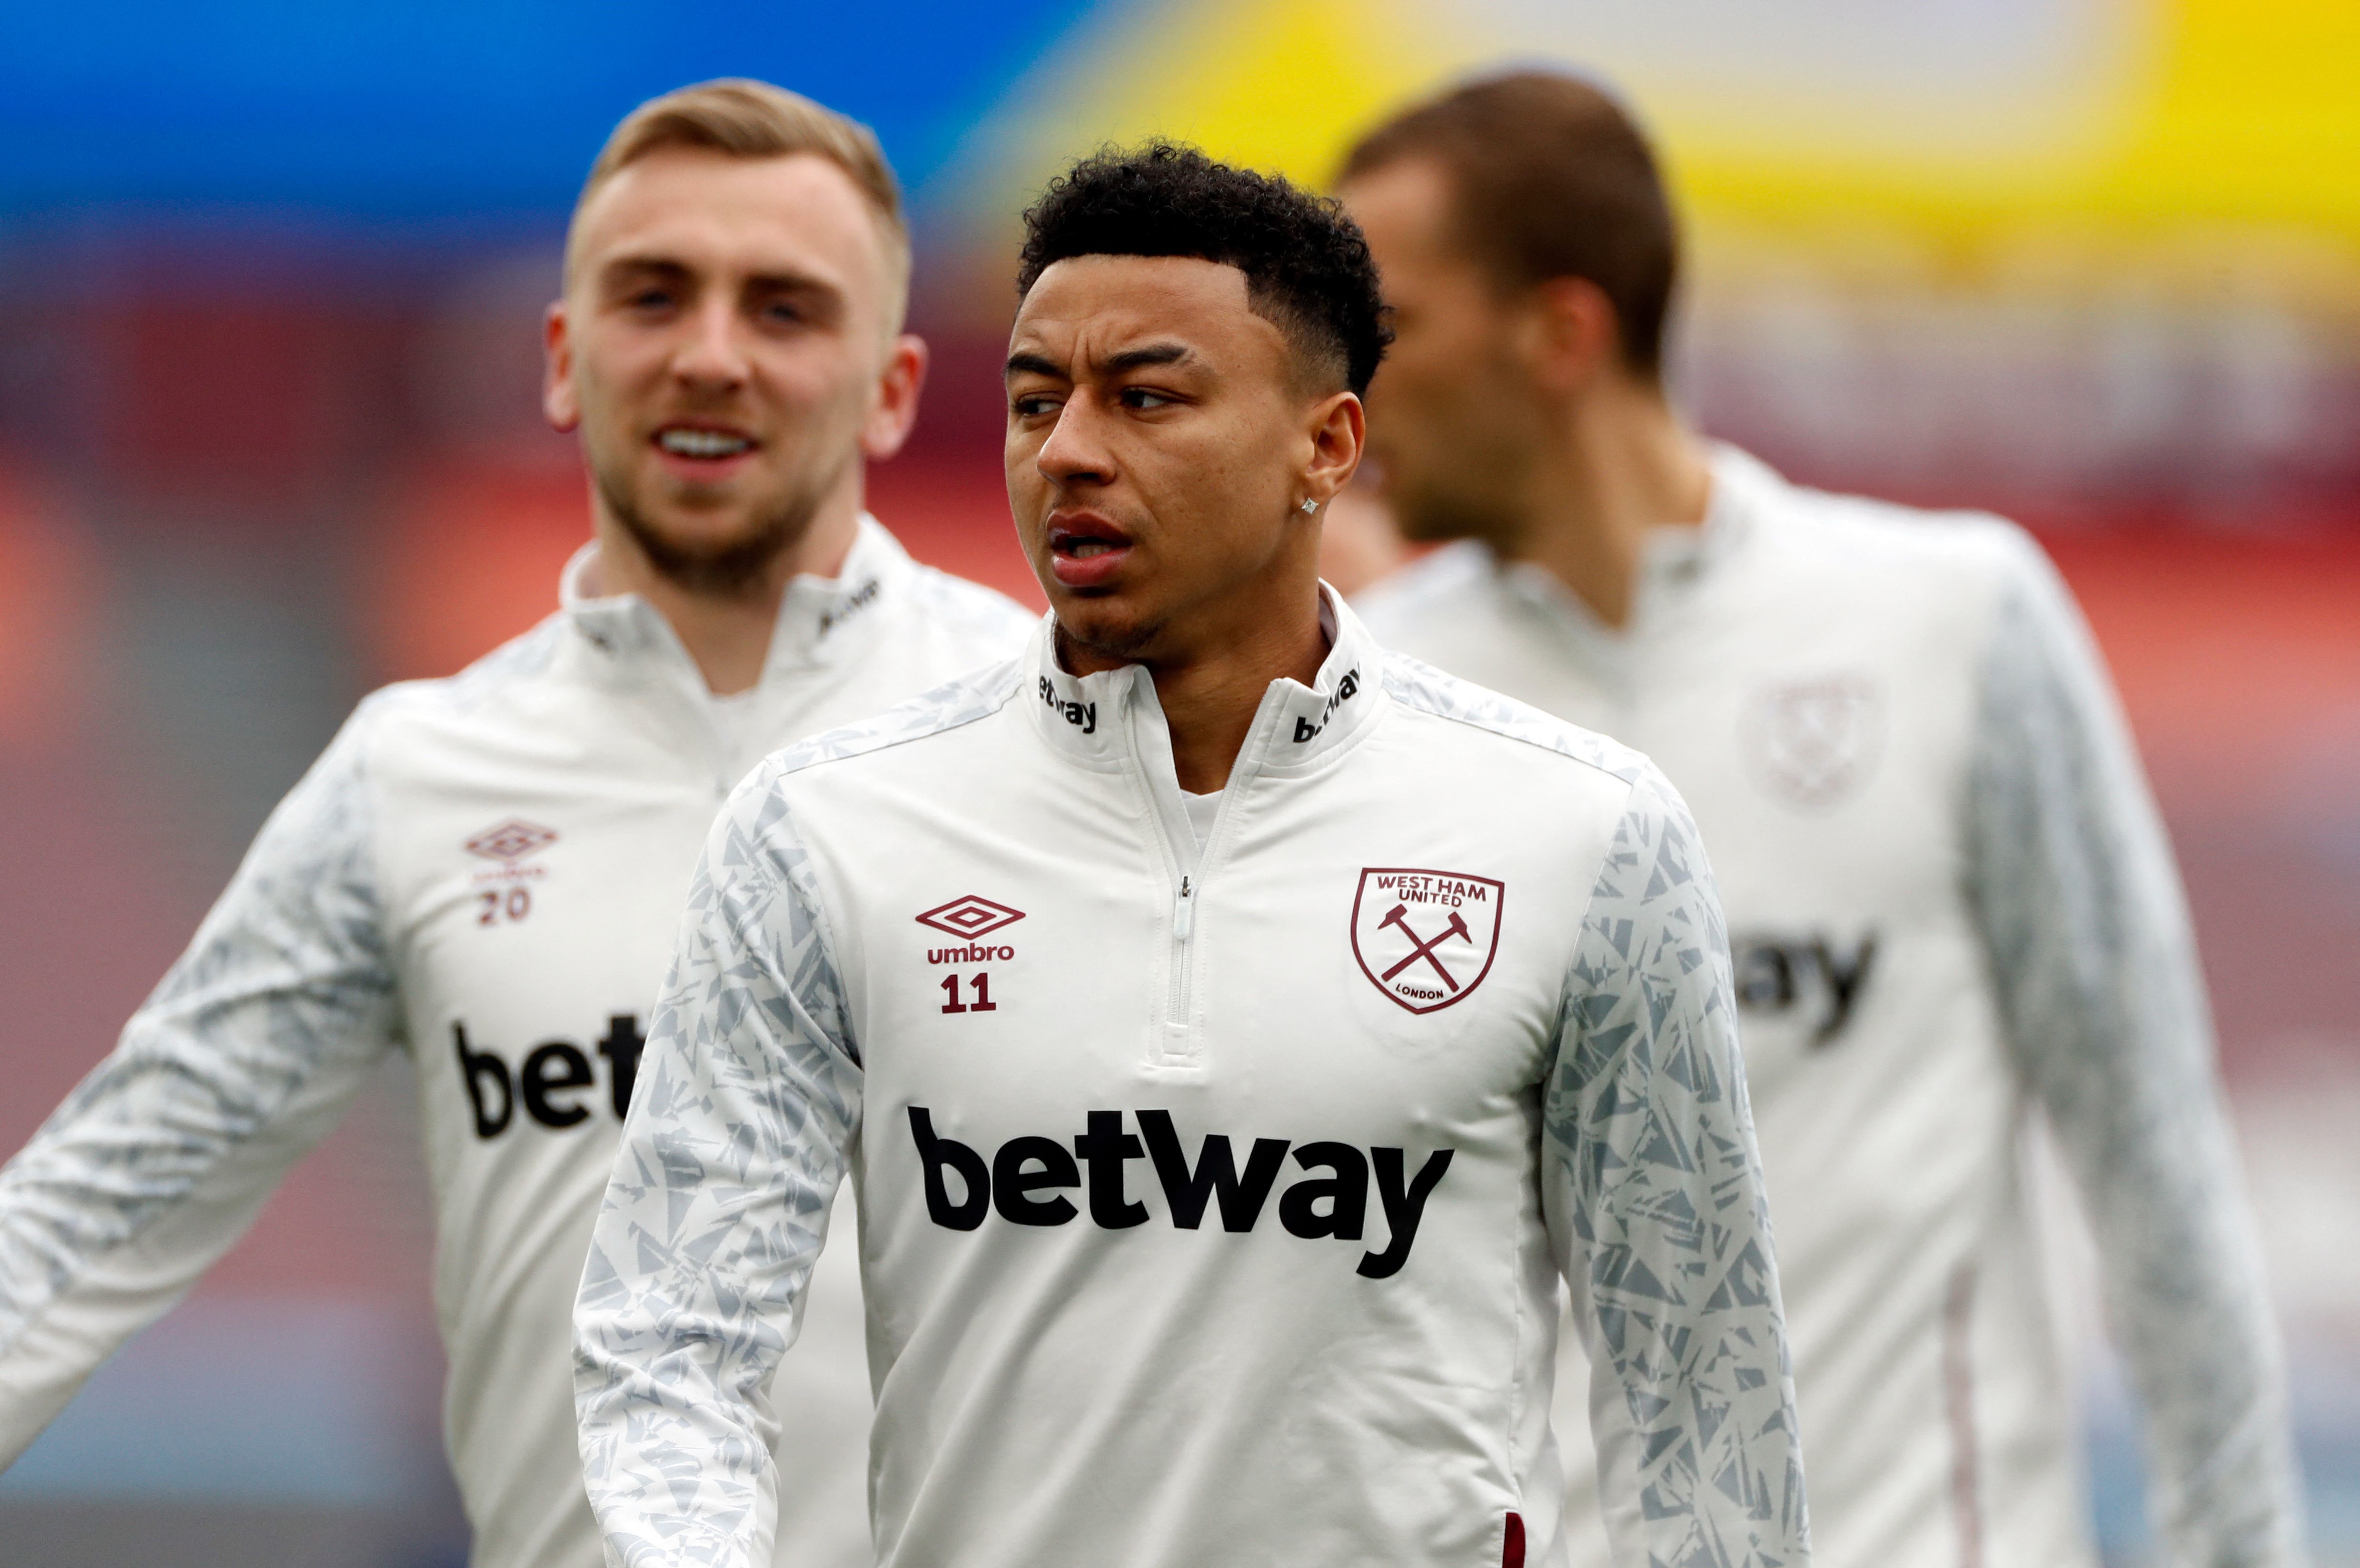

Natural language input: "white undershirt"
[1181,789,1223,848]
[709,688,763,747]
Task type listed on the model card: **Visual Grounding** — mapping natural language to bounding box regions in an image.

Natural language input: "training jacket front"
[0,516,1034,1568]
[1354,446,2306,1568]
[575,594,1811,1568]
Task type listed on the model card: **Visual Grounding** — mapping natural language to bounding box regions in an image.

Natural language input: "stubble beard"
[1053,603,1167,670]
[592,444,851,598]
[1385,469,1525,553]
[1377,414,1535,555]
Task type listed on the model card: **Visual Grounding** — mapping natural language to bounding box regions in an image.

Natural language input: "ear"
[861,334,930,462]
[542,300,579,434]
[1525,276,1622,397]
[1298,389,1366,513]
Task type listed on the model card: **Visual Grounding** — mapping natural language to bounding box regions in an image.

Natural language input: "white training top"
[574,593,1811,1568]
[1353,445,2306,1568]
[0,516,1036,1568]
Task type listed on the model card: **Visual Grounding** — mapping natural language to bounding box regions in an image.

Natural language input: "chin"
[595,461,816,595]
[635,506,770,553]
[1051,596,1164,663]
[1388,483,1515,550]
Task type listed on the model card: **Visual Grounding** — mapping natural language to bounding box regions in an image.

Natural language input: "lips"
[651,422,759,476]
[1045,511,1135,590]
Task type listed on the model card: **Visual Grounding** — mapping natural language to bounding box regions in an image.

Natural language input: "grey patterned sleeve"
[1965,535,2308,1568]
[1545,764,1810,1568]
[0,704,399,1464]
[574,763,863,1568]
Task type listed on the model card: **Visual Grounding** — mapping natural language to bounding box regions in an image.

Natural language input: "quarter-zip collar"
[1023,585,1388,1067]
[1023,584,1388,779]
[558,512,913,694]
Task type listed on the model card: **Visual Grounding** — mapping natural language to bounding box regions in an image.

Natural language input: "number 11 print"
[940,972,996,1015]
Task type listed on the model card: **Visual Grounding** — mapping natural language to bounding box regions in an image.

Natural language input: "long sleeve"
[1546,763,1810,1568]
[574,769,863,1568]
[1964,534,2307,1568]
[0,705,401,1464]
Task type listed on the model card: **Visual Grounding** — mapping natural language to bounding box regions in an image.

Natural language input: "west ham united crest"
[1740,674,1885,811]
[1350,868,1505,1014]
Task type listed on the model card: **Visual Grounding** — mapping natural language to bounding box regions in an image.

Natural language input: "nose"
[1035,390,1115,490]
[672,295,749,391]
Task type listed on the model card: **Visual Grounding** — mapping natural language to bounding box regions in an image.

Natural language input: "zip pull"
[1174,875,1195,941]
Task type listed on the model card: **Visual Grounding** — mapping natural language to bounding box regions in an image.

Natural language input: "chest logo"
[1350,868,1505,1014]
[465,819,556,927]
[916,895,1026,939]
[1741,675,1885,810]
[465,819,558,865]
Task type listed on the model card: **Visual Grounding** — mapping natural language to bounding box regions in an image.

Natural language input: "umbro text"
[928,943,1015,965]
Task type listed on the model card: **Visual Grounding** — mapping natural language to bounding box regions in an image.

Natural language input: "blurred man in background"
[1339,70,2306,1568]
[0,79,1032,1567]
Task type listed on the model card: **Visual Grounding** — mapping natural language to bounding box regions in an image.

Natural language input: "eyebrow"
[599,255,840,296]
[1103,343,1193,373]
[600,255,691,285]
[1003,342,1198,381]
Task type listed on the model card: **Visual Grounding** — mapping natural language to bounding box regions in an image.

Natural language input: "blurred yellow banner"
[950,0,2360,278]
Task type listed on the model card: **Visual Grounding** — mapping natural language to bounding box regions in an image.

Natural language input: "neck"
[585,484,864,695]
[1507,378,1712,629]
[1061,579,1328,796]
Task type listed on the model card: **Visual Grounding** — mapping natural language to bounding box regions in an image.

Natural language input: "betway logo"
[1732,932,1878,1043]
[1291,666,1360,743]
[453,1016,644,1139]
[908,1107,1451,1280]
[816,576,880,637]
[1037,676,1096,736]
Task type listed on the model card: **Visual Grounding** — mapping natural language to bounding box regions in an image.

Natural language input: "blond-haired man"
[0,80,1033,1567]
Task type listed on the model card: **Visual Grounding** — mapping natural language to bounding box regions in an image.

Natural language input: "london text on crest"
[1349,868,1506,1014]
[465,819,559,866]
[916,895,1027,939]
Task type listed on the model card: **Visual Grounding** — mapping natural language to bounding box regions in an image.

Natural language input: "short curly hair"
[1017,141,1391,396]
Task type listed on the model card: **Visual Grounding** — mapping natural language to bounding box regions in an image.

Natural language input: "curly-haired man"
[574,142,1810,1568]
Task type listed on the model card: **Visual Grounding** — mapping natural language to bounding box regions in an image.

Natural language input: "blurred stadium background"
[0,1,2353,1563]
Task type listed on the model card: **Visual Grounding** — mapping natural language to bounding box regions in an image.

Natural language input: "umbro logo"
[465,820,558,866]
[916,895,1026,939]
[466,819,556,925]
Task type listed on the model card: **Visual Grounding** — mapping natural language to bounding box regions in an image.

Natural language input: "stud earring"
[1299,497,1319,515]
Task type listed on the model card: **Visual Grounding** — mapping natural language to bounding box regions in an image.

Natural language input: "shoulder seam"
[1378,655,1647,789]
[364,614,569,718]
[775,660,1026,782]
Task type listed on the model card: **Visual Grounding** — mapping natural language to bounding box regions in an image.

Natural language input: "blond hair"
[566,79,910,327]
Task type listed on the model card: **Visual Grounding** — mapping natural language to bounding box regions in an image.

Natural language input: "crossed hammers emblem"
[1377,903,1473,992]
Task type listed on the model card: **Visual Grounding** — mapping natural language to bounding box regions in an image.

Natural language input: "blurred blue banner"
[0,0,1100,219]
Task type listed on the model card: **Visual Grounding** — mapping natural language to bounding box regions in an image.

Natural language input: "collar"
[558,513,913,690]
[1023,584,1387,778]
[1499,441,1775,631]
